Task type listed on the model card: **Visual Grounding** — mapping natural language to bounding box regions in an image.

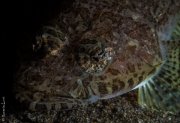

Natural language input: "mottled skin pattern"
[13,0,180,110]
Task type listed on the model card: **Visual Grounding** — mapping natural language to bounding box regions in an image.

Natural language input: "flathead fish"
[13,0,180,114]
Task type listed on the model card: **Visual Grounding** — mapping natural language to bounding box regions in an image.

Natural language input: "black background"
[1,0,73,111]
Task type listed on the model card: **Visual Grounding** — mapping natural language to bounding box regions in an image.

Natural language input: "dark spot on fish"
[173,61,177,65]
[158,72,165,78]
[164,89,169,94]
[128,78,134,88]
[169,54,173,59]
[165,103,170,107]
[138,76,143,84]
[133,73,138,77]
[55,80,63,86]
[99,76,107,80]
[109,69,119,75]
[141,71,145,75]
[112,84,118,93]
[35,104,46,110]
[112,78,118,83]
[164,69,172,74]
[127,63,135,73]
[172,66,176,70]
[137,63,142,70]
[117,80,125,89]
[164,77,173,84]
[98,83,108,94]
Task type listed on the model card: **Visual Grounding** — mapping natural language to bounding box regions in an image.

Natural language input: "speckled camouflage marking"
[13,0,180,111]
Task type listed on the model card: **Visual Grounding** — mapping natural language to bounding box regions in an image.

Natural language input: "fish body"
[14,0,180,113]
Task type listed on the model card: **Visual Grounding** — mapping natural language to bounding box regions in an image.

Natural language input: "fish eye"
[74,38,114,76]
[92,51,105,62]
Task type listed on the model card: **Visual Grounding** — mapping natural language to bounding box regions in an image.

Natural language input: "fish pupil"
[92,51,105,62]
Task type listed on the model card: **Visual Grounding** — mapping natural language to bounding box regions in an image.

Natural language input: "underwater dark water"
[1,0,74,120]
[2,0,73,97]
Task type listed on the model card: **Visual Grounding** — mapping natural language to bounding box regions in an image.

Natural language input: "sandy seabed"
[1,89,180,123]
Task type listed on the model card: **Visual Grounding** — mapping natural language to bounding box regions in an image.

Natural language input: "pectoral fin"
[138,40,180,114]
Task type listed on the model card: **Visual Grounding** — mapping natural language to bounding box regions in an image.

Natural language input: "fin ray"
[138,40,180,114]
